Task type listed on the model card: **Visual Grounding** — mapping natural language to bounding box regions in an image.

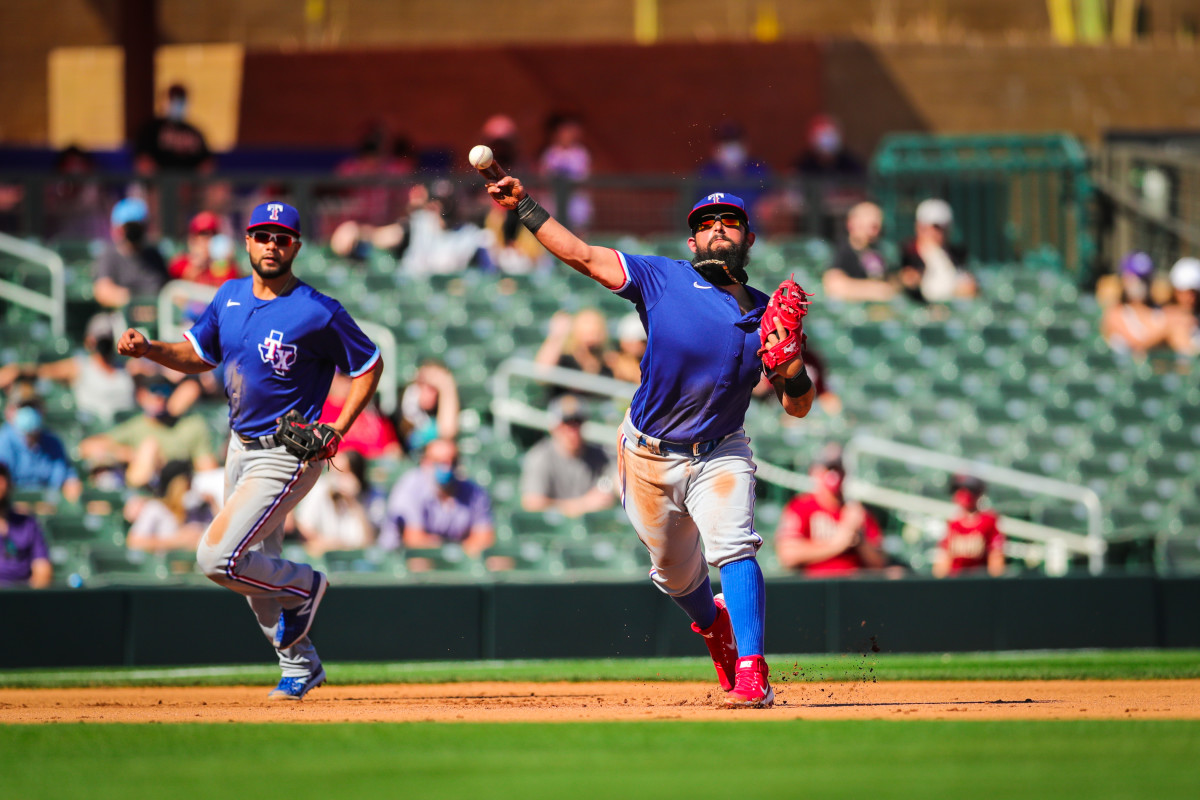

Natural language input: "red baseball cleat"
[691,593,738,692]
[725,654,774,708]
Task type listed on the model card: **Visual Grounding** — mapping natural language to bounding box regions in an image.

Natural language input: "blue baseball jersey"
[184,277,380,438]
[613,252,768,442]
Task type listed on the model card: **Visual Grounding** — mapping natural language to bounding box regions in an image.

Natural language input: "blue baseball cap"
[111,197,148,227]
[687,192,750,231]
[246,202,302,237]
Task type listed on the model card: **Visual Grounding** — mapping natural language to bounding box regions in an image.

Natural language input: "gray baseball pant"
[617,415,762,597]
[196,437,324,677]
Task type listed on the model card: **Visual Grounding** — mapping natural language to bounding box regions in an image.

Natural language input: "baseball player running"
[485,176,815,708]
[117,202,383,699]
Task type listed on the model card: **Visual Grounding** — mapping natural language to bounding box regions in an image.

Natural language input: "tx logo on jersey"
[267,203,285,221]
[258,330,297,375]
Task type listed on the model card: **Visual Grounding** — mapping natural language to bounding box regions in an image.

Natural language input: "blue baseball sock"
[719,557,766,656]
[672,575,717,631]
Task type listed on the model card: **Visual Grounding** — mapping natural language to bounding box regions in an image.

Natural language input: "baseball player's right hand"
[117,328,150,358]
[486,176,525,209]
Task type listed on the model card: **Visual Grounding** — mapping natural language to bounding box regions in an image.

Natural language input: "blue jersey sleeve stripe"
[610,250,631,293]
[182,330,218,366]
[348,347,381,378]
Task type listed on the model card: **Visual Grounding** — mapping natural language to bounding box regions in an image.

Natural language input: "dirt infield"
[3,679,1199,723]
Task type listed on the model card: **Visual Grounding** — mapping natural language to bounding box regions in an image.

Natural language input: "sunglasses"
[694,214,744,232]
[249,230,297,247]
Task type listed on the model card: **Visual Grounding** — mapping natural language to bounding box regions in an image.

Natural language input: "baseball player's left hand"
[486,176,526,210]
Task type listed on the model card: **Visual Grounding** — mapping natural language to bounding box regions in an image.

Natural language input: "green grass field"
[2,720,1197,799]
[3,651,1198,799]
[3,648,1200,688]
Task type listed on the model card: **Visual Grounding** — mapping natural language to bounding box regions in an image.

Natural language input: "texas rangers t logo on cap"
[687,192,751,231]
[707,193,726,202]
[246,202,302,236]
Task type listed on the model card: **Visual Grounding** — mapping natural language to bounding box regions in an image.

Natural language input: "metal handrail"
[155,280,399,414]
[843,434,1106,575]
[0,232,66,337]
[491,357,1104,575]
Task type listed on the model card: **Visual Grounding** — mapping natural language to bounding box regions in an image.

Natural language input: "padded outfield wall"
[2,575,1198,668]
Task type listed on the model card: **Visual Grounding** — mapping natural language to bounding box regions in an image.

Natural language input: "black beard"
[691,238,750,285]
[250,251,296,280]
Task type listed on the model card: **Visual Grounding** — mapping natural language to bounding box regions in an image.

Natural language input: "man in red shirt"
[932,474,1006,577]
[775,449,889,576]
[168,211,240,287]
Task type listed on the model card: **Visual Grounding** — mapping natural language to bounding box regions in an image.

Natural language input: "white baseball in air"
[469,144,494,169]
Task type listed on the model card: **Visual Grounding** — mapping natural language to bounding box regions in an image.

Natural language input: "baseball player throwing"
[484,172,815,707]
[118,202,382,699]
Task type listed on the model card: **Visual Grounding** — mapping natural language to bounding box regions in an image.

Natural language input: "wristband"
[516,194,551,234]
[782,368,814,398]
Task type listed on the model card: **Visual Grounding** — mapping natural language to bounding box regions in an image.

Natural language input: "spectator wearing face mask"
[932,474,1006,578]
[794,115,864,179]
[897,198,976,303]
[91,197,169,316]
[774,447,889,576]
[381,438,494,565]
[0,313,136,428]
[0,394,82,504]
[133,83,213,175]
[698,121,772,213]
[168,211,240,287]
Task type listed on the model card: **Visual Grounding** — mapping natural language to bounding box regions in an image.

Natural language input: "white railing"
[490,356,1106,576]
[0,232,66,337]
[155,280,398,414]
[843,435,1106,575]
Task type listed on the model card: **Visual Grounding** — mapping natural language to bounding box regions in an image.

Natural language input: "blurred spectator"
[1101,251,1169,357]
[44,144,109,242]
[539,112,593,232]
[133,83,213,175]
[0,391,82,504]
[331,182,491,274]
[167,211,240,286]
[1164,257,1200,358]
[520,394,615,517]
[78,375,217,490]
[481,113,526,174]
[332,124,415,229]
[91,197,169,321]
[898,198,976,303]
[0,463,53,588]
[482,201,545,274]
[774,447,890,576]
[293,451,377,557]
[608,312,647,384]
[824,202,896,302]
[698,121,771,211]
[0,313,135,427]
[382,438,494,564]
[124,459,213,553]
[794,115,864,179]
[932,474,1005,578]
[320,372,401,460]
[535,309,615,397]
[395,360,460,455]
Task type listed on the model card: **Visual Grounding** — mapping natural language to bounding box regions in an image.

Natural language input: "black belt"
[636,434,724,457]
[237,432,278,450]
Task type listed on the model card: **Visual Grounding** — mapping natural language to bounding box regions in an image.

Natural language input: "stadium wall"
[3,575,1198,668]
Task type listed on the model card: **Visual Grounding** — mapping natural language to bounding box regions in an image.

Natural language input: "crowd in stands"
[4,93,1199,590]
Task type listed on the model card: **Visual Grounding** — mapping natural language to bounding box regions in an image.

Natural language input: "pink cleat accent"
[725,654,774,708]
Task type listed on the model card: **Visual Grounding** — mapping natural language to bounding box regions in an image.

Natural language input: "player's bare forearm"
[330,359,383,436]
[487,175,623,289]
[771,373,815,418]
[144,340,213,374]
